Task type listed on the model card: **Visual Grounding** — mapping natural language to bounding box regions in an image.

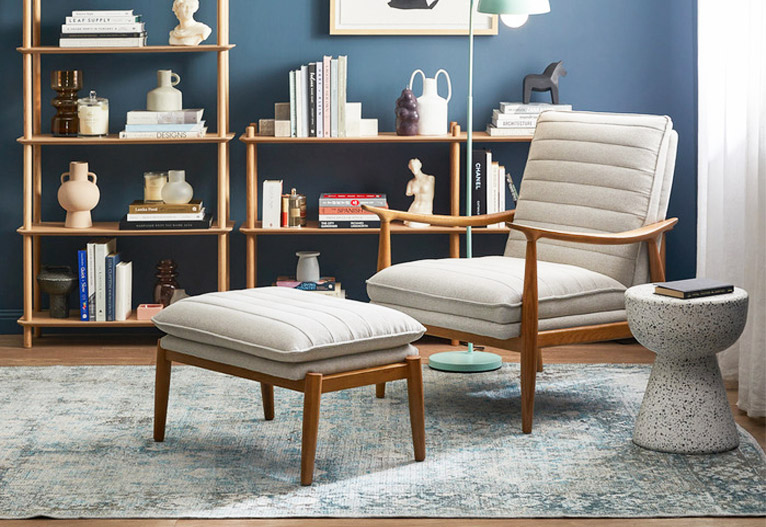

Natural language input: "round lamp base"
[428,350,503,373]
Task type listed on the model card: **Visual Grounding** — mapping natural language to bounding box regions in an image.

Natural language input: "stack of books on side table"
[59,10,146,48]
[119,200,211,231]
[119,109,206,140]
[78,238,133,321]
[485,102,572,136]
[319,194,387,228]
[472,150,519,228]
[275,277,345,298]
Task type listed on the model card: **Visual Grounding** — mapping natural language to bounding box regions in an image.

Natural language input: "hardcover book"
[498,102,573,114]
[77,249,89,321]
[126,109,203,125]
[338,56,348,138]
[118,215,212,230]
[93,238,117,322]
[315,61,324,138]
[128,200,203,214]
[308,63,317,137]
[472,149,490,216]
[115,261,133,321]
[322,56,331,137]
[654,278,734,299]
[105,252,121,321]
[485,125,535,137]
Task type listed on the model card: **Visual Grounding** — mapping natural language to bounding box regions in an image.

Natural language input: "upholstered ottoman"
[151,287,427,485]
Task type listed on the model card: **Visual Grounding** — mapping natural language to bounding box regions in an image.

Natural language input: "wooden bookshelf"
[17,0,232,347]
[240,122,531,288]
[17,312,154,328]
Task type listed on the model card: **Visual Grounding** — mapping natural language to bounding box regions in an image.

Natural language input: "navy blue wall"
[0,0,697,333]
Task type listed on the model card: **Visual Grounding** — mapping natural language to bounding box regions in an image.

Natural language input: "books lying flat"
[119,214,213,230]
[486,125,535,137]
[126,210,205,222]
[59,35,147,48]
[119,128,207,139]
[498,102,573,114]
[128,200,203,214]
[126,109,204,125]
[319,221,378,229]
[654,278,734,299]
[124,121,206,133]
[62,23,145,33]
[276,277,337,292]
[492,110,540,129]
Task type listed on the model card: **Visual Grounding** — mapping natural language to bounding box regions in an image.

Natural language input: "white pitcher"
[147,70,183,111]
[409,69,452,135]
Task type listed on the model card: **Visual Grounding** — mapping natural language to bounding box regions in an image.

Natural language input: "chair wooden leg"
[537,349,543,373]
[260,382,274,421]
[406,356,426,461]
[301,373,323,486]
[154,344,172,442]
[375,382,386,399]
[521,345,537,434]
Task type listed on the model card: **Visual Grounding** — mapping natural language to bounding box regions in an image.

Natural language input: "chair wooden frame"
[363,205,678,434]
[153,343,426,485]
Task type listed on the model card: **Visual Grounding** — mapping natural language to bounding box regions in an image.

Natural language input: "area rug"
[0,364,764,519]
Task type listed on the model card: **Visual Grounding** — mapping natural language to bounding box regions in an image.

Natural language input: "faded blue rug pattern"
[0,364,764,519]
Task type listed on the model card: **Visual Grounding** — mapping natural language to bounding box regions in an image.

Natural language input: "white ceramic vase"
[161,170,194,204]
[147,70,183,111]
[409,69,452,135]
[57,161,100,228]
[296,251,321,283]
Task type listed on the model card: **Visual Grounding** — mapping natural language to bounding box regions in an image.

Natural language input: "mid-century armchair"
[364,111,679,433]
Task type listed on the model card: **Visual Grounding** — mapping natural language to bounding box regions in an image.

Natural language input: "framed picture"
[330,0,498,36]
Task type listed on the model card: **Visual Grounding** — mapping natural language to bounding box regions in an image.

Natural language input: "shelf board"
[240,221,510,235]
[18,312,155,328]
[18,221,234,237]
[17,44,235,55]
[18,133,234,145]
[240,131,533,144]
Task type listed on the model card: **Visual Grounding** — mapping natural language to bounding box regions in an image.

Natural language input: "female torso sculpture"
[404,158,435,228]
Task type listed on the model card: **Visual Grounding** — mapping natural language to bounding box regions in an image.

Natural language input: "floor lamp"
[428,0,551,373]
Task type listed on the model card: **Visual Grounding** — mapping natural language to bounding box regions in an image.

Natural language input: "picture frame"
[330,0,498,36]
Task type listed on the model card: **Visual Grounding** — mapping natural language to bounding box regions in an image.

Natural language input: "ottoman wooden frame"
[153,342,426,486]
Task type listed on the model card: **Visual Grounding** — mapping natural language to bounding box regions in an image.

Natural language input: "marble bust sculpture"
[169,0,212,46]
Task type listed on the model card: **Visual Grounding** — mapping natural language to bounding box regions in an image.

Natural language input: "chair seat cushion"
[366,256,627,327]
[152,287,426,363]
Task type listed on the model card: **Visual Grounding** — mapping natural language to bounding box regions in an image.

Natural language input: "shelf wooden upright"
[17,0,233,348]
[239,122,533,289]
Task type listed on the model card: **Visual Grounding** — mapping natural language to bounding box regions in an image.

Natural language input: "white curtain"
[697,0,766,417]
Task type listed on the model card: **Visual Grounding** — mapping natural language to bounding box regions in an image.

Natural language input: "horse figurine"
[523,61,567,104]
[389,0,440,9]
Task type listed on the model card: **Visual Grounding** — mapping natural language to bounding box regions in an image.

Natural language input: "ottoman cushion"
[152,287,426,363]
[160,335,418,380]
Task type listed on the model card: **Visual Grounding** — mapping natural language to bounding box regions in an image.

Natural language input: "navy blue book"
[105,252,121,321]
[77,249,89,321]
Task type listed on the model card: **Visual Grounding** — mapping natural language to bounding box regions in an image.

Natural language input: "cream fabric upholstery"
[153,287,426,363]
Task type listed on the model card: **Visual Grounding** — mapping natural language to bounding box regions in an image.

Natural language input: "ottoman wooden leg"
[260,383,275,421]
[154,344,172,442]
[301,373,323,486]
[406,356,426,462]
[375,382,386,399]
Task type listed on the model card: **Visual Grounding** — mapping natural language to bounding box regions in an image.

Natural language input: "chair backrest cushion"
[504,111,677,287]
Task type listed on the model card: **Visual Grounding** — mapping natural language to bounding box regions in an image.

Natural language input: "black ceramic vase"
[37,266,77,318]
[395,88,419,136]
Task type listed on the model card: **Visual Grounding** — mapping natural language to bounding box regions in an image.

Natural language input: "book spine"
[323,56,331,137]
[66,16,140,24]
[330,58,339,138]
[86,242,95,321]
[684,288,734,299]
[77,250,89,321]
[318,215,380,221]
[320,193,387,199]
[119,219,211,230]
[487,160,497,216]
[59,32,146,39]
[473,149,487,216]
[94,243,109,322]
[300,65,309,138]
[492,116,539,128]
[126,212,205,222]
[124,122,204,132]
[119,129,207,139]
[498,102,573,113]
[126,110,203,125]
[486,125,535,136]
[320,221,378,228]
[338,56,347,138]
[105,254,120,321]
[316,61,324,138]
[129,203,202,214]
[308,63,317,137]
[59,36,146,47]
[262,180,283,228]
[62,23,144,33]
[289,70,297,137]
[72,10,134,16]
[116,262,133,321]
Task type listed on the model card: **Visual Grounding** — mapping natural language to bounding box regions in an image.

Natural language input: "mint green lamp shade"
[477,0,550,15]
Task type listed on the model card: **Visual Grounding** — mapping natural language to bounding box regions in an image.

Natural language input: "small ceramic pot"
[296,251,321,283]
[57,161,100,228]
[161,170,193,204]
[37,266,77,318]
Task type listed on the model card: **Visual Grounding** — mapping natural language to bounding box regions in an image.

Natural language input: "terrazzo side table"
[625,283,749,454]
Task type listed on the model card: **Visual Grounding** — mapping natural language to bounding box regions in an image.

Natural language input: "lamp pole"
[466,0,476,354]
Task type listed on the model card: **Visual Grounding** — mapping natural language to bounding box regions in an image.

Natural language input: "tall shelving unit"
[17,0,234,348]
[240,122,533,288]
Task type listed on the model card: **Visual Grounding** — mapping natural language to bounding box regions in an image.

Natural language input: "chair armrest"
[507,218,678,245]
[362,205,515,227]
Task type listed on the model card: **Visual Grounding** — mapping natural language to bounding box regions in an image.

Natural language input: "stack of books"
[258,56,378,138]
[78,238,133,322]
[119,200,211,231]
[119,109,206,140]
[472,150,518,228]
[275,277,345,298]
[59,9,146,48]
[485,102,573,136]
[319,194,387,229]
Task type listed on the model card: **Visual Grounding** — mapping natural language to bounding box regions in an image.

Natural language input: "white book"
[115,261,133,321]
[119,128,207,139]
[127,210,205,222]
[94,238,117,322]
[322,56,331,137]
[338,56,348,138]
[295,69,305,138]
[66,16,141,24]
[485,125,535,137]
[316,61,324,138]
[72,10,134,16]
[498,164,507,219]
[492,111,540,129]
[288,71,297,137]
[498,102,573,114]
[59,36,146,48]
[486,159,497,217]
[345,102,362,137]
[300,65,310,138]
[330,58,339,138]
[126,109,203,125]
[86,241,96,320]
[262,180,283,228]
[61,23,145,33]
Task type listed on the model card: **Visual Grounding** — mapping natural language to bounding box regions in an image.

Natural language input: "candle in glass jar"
[77,90,109,136]
[144,172,167,202]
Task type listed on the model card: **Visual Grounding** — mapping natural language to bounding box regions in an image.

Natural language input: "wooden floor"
[0,334,764,527]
